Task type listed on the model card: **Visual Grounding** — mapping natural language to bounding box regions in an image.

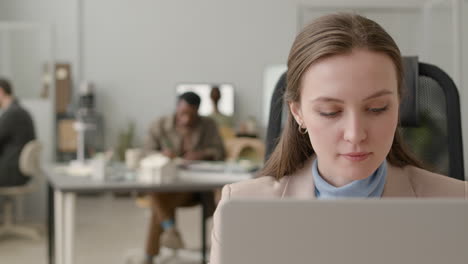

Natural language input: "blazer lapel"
[282,158,316,199]
[382,163,416,197]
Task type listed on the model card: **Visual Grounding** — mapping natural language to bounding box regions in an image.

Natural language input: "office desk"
[46,164,252,264]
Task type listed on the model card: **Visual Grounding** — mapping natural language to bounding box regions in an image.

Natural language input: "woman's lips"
[341,152,371,161]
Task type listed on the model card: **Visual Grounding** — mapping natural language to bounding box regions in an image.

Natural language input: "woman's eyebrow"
[363,90,393,101]
[311,97,344,103]
[311,90,393,103]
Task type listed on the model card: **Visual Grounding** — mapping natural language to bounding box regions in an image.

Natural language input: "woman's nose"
[343,113,367,144]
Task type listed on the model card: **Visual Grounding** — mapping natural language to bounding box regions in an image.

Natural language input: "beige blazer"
[209,158,468,264]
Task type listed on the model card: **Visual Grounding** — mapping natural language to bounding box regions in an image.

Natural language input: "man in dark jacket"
[0,79,36,186]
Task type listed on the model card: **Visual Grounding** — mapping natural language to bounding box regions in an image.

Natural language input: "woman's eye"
[368,106,388,113]
[319,111,341,117]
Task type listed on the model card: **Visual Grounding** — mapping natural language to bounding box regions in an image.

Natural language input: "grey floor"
[0,195,208,264]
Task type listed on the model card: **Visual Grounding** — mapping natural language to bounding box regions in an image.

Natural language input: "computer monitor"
[219,199,468,264]
[176,83,234,117]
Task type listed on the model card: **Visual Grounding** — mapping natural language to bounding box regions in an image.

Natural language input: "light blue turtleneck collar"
[312,159,387,199]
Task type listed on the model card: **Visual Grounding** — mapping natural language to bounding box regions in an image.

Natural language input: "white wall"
[0,0,80,81]
[0,23,53,99]
[81,0,299,147]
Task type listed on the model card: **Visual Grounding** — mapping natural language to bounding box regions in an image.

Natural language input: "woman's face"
[290,49,399,187]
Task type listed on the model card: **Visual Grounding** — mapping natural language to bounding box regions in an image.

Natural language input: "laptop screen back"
[220,199,468,264]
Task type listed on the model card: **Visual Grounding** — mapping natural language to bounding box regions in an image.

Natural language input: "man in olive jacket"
[143,91,225,264]
[0,79,36,186]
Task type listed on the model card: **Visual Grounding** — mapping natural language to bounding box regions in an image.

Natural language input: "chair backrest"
[19,140,42,177]
[399,58,464,180]
[265,72,287,162]
[265,57,464,180]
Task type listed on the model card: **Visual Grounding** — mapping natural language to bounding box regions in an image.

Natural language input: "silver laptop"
[220,199,468,264]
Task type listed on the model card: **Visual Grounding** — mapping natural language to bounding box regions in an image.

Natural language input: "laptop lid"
[220,199,468,264]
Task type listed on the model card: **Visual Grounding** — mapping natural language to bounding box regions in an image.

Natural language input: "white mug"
[125,148,143,169]
[91,154,106,181]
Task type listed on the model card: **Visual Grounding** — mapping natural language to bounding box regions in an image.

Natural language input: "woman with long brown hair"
[209,13,467,264]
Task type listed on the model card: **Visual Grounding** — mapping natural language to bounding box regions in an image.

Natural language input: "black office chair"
[265,57,464,181]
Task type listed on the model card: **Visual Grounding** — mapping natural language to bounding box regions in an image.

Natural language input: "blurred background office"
[0,0,467,263]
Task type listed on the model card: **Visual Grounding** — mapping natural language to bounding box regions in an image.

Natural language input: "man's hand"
[162,149,176,159]
[183,151,205,161]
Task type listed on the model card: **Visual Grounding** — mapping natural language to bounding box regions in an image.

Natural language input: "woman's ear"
[289,101,303,126]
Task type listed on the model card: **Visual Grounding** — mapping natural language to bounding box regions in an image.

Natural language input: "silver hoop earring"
[298,123,308,134]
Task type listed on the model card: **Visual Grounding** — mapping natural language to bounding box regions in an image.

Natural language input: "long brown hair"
[261,13,422,179]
